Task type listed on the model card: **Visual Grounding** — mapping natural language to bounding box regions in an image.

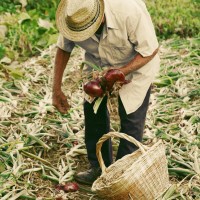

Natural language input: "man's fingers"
[52,91,71,114]
[56,103,68,114]
[61,98,70,110]
[61,96,69,106]
[53,100,70,114]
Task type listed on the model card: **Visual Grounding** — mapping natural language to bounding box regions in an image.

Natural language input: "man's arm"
[119,48,159,76]
[52,47,71,114]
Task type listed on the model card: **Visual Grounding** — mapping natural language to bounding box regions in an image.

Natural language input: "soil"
[55,155,105,200]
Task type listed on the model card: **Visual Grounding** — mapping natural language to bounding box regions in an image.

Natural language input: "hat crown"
[66,0,99,31]
[56,0,104,41]
[67,0,94,16]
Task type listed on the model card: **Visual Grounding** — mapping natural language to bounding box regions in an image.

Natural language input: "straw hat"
[56,0,105,42]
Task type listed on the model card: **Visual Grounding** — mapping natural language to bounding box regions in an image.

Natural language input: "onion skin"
[55,182,79,193]
[104,69,125,82]
[83,79,104,97]
[63,182,79,192]
[55,184,64,191]
[102,69,126,91]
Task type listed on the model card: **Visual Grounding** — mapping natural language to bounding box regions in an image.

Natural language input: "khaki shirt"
[57,0,160,114]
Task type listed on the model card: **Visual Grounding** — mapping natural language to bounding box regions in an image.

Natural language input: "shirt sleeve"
[127,5,159,57]
[56,34,75,52]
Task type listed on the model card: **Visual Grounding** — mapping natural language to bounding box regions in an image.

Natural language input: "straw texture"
[92,132,170,200]
[56,0,104,42]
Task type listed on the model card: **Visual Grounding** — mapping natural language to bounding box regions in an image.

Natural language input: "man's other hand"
[52,91,70,114]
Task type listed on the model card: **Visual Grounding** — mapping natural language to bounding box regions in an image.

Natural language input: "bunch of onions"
[84,69,128,97]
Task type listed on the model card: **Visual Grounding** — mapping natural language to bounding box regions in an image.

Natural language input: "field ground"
[0,36,199,199]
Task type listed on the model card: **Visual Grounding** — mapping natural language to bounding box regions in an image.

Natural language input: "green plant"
[147,0,200,39]
[0,44,5,59]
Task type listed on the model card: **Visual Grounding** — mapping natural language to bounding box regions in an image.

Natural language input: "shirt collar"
[104,1,118,30]
[91,1,118,41]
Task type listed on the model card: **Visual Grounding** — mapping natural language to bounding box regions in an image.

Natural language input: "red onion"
[83,79,104,97]
[55,182,79,193]
[104,69,125,82]
[102,69,126,91]
[55,184,64,191]
[63,182,79,192]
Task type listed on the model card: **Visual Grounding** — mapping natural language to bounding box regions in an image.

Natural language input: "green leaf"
[0,162,6,173]
[19,0,28,8]
[38,18,53,30]
[18,12,31,24]
[0,44,5,60]
[47,33,58,46]
[93,97,104,114]
[0,65,24,79]
[10,69,24,79]
[0,25,7,42]
[82,61,102,71]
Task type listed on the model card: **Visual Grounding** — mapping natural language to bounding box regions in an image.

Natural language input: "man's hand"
[52,91,70,114]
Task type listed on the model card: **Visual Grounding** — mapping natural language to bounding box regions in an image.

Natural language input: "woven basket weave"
[92,132,170,200]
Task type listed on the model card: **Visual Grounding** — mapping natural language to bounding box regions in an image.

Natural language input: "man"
[53,0,160,185]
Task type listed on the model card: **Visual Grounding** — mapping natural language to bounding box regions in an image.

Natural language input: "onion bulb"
[83,79,104,97]
[55,182,79,193]
[102,69,126,91]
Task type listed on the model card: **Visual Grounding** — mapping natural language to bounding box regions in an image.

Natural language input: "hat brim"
[56,0,105,42]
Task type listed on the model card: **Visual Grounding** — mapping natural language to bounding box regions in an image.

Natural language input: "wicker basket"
[92,132,170,200]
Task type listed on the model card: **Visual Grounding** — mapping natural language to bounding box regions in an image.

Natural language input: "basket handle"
[96,132,148,173]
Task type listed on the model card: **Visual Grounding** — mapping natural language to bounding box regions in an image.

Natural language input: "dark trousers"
[84,86,151,167]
